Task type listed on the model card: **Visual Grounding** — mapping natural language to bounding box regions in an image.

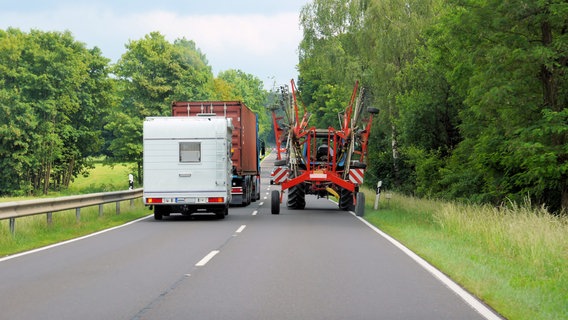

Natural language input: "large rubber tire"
[271,190,280,215]
[239,177,250,207]
[355,192,365,217]
[339,188,354,211]
[154,205,167,220]
[286,183,306,209]
[216,206,228,219]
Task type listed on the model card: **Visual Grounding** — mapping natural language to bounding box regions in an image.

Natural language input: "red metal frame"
[272,80,373,206]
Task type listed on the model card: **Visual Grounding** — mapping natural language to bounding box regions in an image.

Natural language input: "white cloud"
[0,4,303,88]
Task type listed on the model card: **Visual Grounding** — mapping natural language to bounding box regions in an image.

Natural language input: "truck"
[143,116,233,220]
[171,101,261,206]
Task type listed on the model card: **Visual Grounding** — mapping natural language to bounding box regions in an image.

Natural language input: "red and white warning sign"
[349,168,365,185]
[272,167,289,184]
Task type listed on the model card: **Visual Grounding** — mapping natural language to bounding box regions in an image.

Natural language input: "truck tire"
[355,192,365,217]
[154,206,165,220]
[216,206,227,219]
[287,183,306,209]
[271,190,280,215]
[339,188,354,211]
[242,176,251,206]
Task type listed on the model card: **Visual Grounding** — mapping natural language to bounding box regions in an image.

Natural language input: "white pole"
[373,181,382,210]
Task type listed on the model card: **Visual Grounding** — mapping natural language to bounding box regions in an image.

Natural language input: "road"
[0,153,501,320]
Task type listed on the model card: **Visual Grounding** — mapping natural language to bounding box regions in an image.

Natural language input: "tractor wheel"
[355,192,365,217]
[271,190,280,215]
[287,183,306,209]
[339,188,354,211]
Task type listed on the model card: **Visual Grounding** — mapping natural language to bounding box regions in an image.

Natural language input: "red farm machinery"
[270,80,378,216]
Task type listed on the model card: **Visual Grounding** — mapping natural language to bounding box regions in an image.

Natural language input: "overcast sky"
[0,0,310,89]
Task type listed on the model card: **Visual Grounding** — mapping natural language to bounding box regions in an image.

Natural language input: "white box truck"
[143,116,233,220]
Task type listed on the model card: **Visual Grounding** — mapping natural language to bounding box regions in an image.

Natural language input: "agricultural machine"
[270,80,378,216]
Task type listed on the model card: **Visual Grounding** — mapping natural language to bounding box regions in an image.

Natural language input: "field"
[65,163,135,194]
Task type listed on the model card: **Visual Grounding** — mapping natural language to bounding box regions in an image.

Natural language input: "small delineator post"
[373,180,382,210]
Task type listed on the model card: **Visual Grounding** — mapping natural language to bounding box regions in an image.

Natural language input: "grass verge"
[361,188,567,320]
[0,199,150,257]
[0,163,149,257]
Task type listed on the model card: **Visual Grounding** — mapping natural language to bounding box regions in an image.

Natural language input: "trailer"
[171,101,261,206]
[143,116,233,220]
[270,80,378,216]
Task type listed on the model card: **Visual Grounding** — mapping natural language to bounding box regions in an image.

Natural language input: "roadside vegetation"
[361,188,568,320]
[0,163,150,257]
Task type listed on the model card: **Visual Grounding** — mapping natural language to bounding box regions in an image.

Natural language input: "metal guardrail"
[0,188,143,235]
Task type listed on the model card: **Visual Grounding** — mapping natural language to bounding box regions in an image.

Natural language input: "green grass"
[65,163,135,194]
[362,188,568,320]
[0,163,150,257]
[0,163,135,203]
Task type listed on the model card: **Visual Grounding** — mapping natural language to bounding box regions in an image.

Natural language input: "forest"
[1,0,567,213]
[297,0,567,213]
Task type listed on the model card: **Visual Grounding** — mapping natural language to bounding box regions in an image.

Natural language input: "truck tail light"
[208,197,225,203]
[146,198,163,204]
[232,187,243,194]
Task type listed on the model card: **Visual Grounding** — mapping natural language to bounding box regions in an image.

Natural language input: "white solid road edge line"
[0,215,152,263]
[354,214,502,320]
[195,250,220,267]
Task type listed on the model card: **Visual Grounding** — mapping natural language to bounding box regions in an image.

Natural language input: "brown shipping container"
[171,101,258,176]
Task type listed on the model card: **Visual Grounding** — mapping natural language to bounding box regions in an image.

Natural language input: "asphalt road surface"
[0,153,502,320]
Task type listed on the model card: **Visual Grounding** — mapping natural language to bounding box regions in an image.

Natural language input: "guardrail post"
[9,218,15,236]
[76,208,81,222]
[116,201,120,215]
[130,199,134,207]
[99,204,104,217]
[47,212,52,226]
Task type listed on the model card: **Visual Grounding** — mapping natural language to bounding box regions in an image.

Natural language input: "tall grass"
[363,189,568,320]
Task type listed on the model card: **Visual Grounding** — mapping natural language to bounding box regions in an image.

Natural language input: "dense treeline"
[0,29,269,195]
[297,0,568,212]
[0,28,112,195]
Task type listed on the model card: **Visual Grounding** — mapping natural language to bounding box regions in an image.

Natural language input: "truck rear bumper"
[143,191,230,207]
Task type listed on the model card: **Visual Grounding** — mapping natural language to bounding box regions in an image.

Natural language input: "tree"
[438,0,568,211]
[216,69,269,139]
[108,32,215,182]
[298,0,366,129]
[0,28,113,195]
[298,0,441,190]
